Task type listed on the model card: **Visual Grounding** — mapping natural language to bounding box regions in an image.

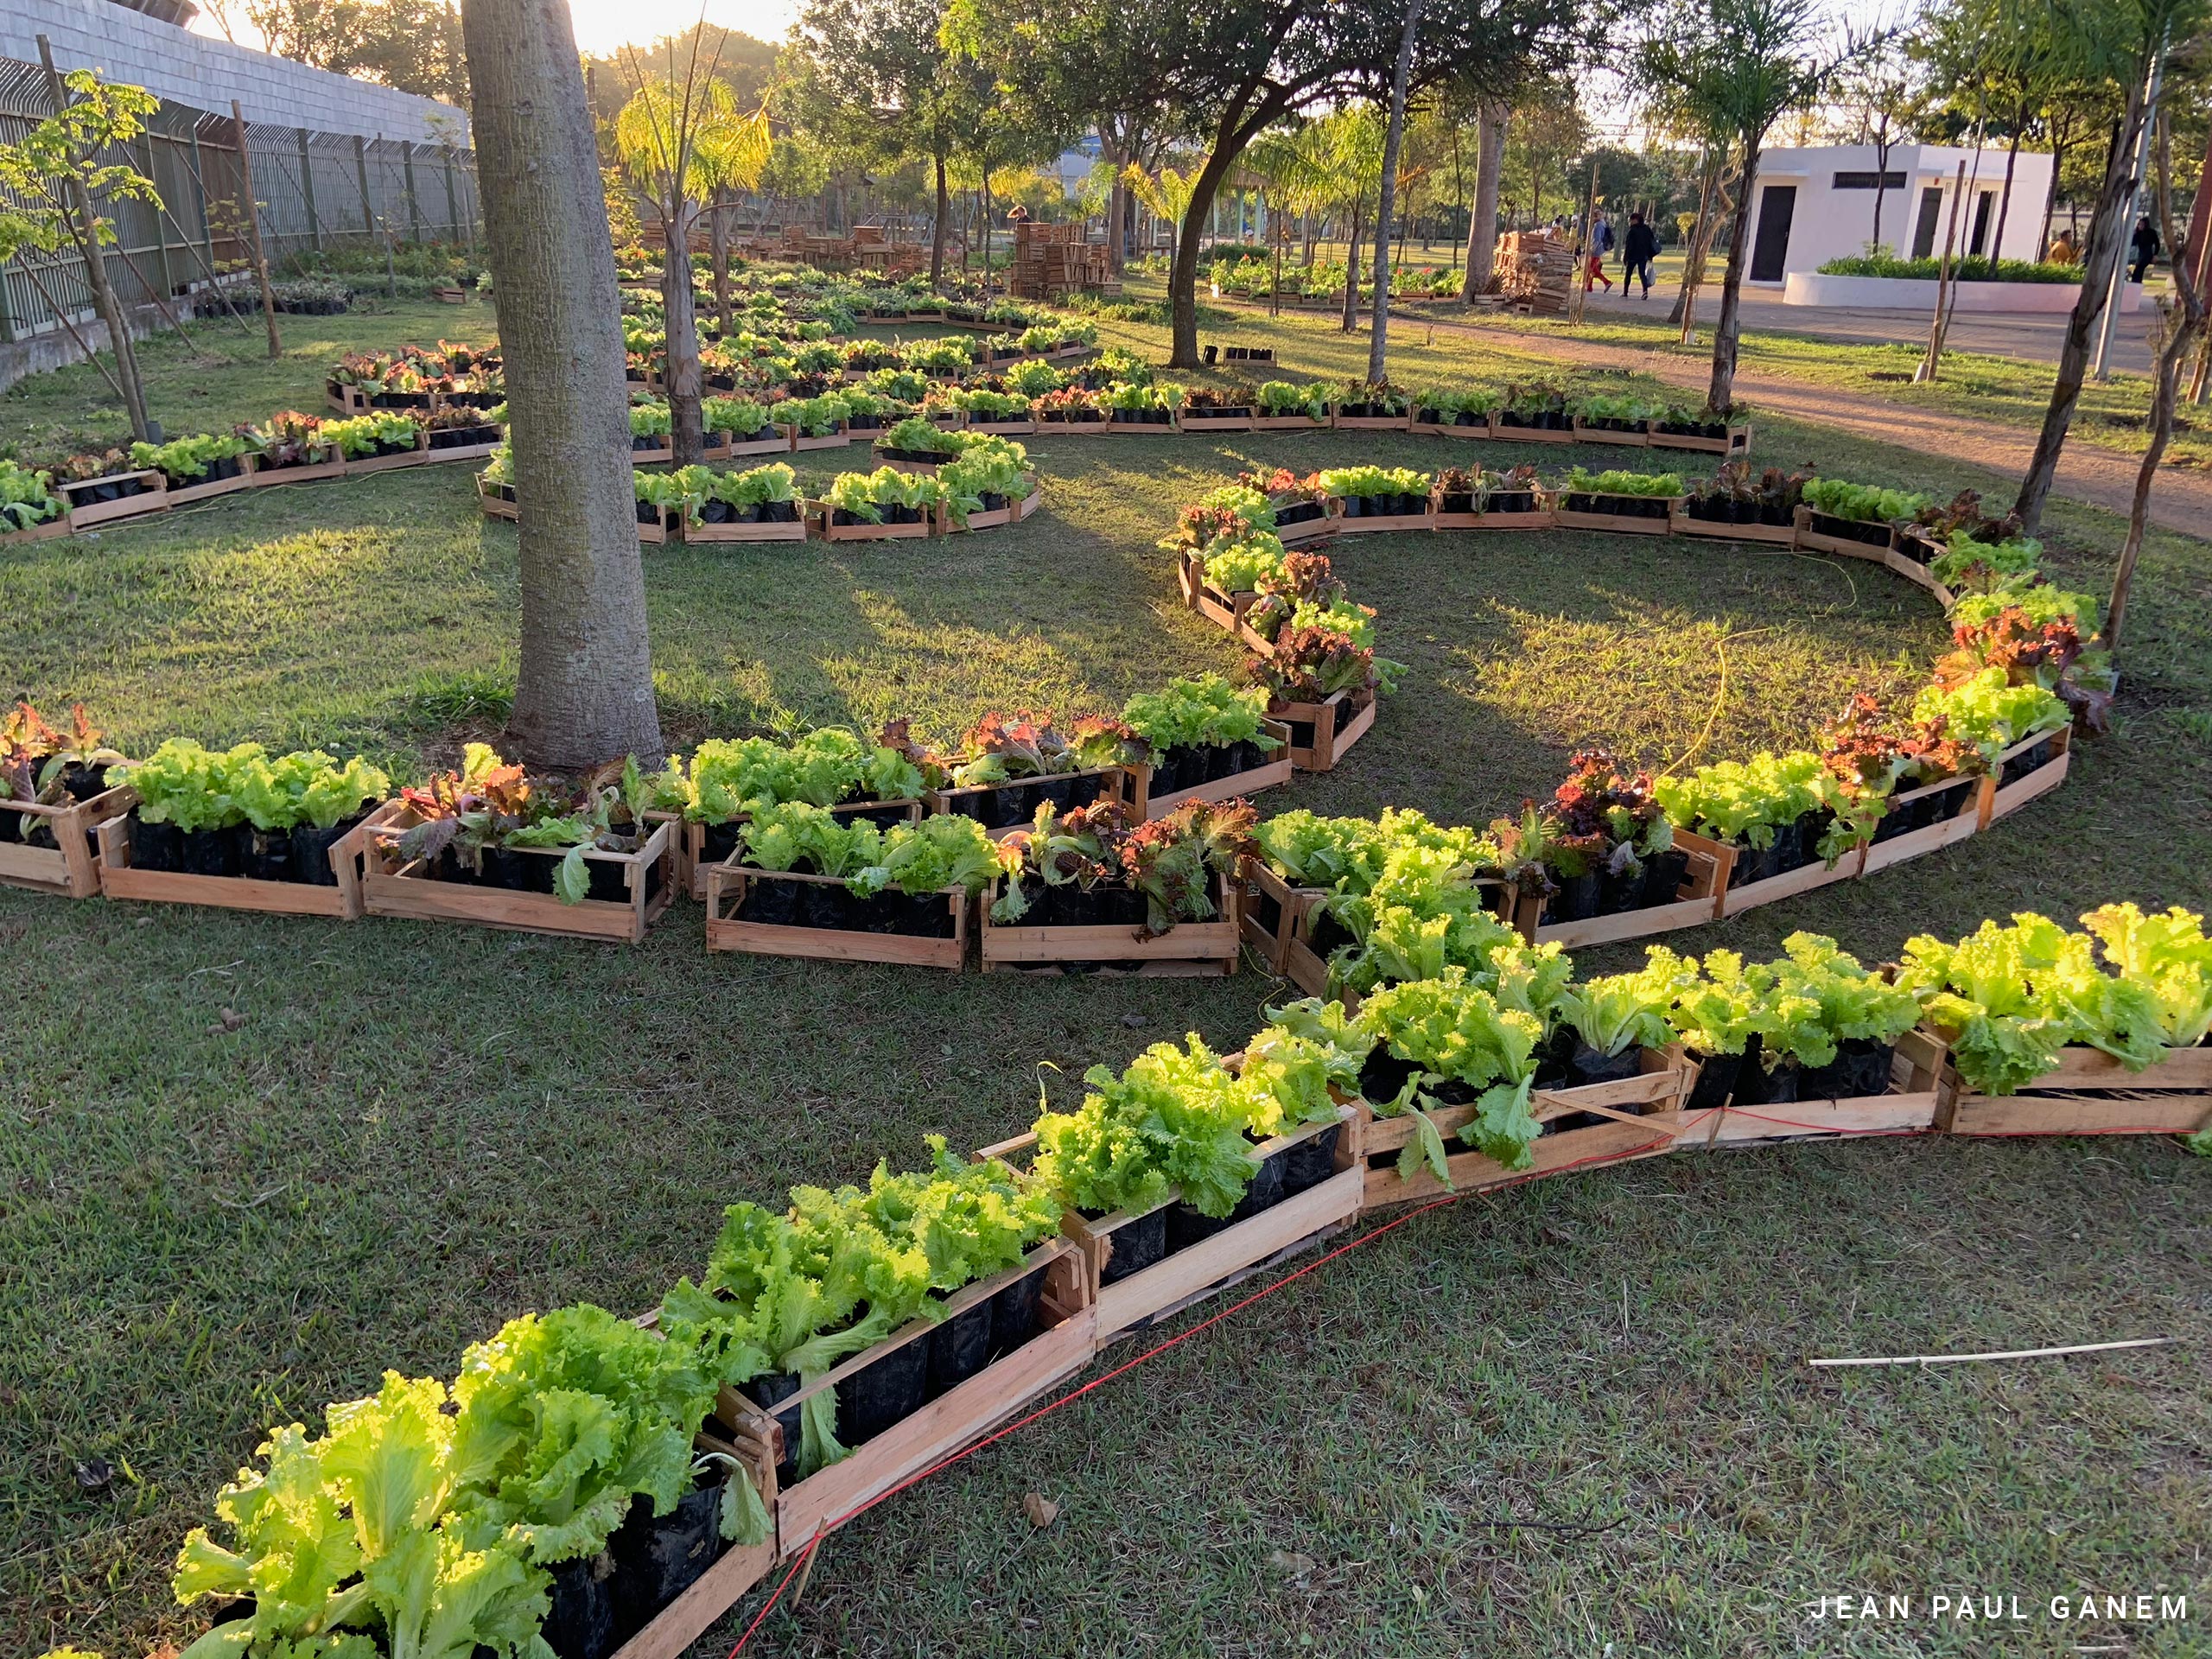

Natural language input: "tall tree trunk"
[2014,66,2156,534]
[1101,127,1126,275]
[1368,0,1421,380]
[930,150,949,285]
[709,186,730,333]
[1987,125,2024,272]
[1672,152,1726,335]
[1461,99,1505,304]
[662,202,704,465]
[461,0,663,767]
[1169,116,1265,369]
[1870,121,1891,253]
[1705,135,1760,414]
[1341,194,1364,332]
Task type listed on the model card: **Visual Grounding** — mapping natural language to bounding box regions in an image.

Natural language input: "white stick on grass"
[1808,1338,2172,1369]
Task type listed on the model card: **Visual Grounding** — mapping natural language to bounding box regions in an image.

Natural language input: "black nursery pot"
[889,891,956,938]
[797,879,854,931]
[1735,1055,1801,1105]
[244,826,293,882]
[1338,494,1365,518]
[1547,870,1604,924]
[1440,491,1475,515]
[834,1331,930,1449]
[1682,1047,1742,1112]
[1567,1040,1643,1089]
[180,823,244,877]
[1149,747,1189,796]
[702,819,745,868]
[542,1554,619,1659]
[1640,848,1690,908]
[1276,500,1325,526]
[607,1478,727,1635]
[1999,736,2054,785]
[1357,1046,1420,1106]
[1727,840,1777,887]
[1280,1122,1342,1195]
[1798,1037,1896,1100]
[985,1261,1048,1358]
[1598,866,1646,914]
[698,499,735,524]
[1096,1205,1168,1285]
[925,1296,995,1400]
[130,814,183,872]
[1166,1152,1283,1252]
[289,814,364,886]
[738,1373,804,1489]
[635,499,663,525]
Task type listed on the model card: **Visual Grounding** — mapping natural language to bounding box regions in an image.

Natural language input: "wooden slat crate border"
[1977,725,2071,829]
[1667,502,1800,546]
[1332,412,1414,432]
[721,1237,1096,1552]
[1358,1048,1689,1211]
[1520,840,1727,948]
[1671,827,1870,922]
[977,1106,1362,1340]
[1272,690,1376,772]
[0,515,73,549]
[1936,1043,2212,1137]
[683,512,810,544]
[1548,493,1684,537]
[656,799,923,903]
[1648,422,1751,456]
[1858,776,1980,875]
[1672,1028,1948,1147]
[702,863,969,970]
[963,487,1044,532]
[93,794,401,920]
[1128,719,1295,820]
[1175,410,1256,434]
[63,471,168,531]
[922,766,1131,843]
[804,502,941,542]
[1175,554,1276,653]
[1328,502,1436,536]
[1486,417,1578,445]
[1241,861,1319,975]
[160,453,262,506]
[363,812,674,943]
[1250,415,1334,433]
[1790,505,1898,559]
[0,783,131,897]
[1569,416,1650,448]
[979,873,1243,976]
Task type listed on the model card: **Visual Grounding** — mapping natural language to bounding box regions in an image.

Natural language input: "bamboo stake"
[1809,1337,2171,1369]
[231,100,283,358]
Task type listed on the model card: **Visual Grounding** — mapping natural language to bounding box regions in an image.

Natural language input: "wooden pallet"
[1673,1028,1948,1147]
[979,874,1242,975]
[1936,1044,2212,1136]
[982,1109,1361,1340]
[702,865,968,969]
[1271,690,1376,772]
[722,1237,1095,1553]
[1522,840,1727,948]
[1358,1048,1688,1211]
[1128,720,1294,819]
[1668,503,1800,545]
[0,784,130,897]
[362,813,674,943]
[92,796,399,920]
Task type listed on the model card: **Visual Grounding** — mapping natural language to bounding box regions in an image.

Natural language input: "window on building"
[1832,171,1906,189]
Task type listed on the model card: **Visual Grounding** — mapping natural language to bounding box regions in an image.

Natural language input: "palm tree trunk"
[1461,99,1504,304]
[459,0,664,766]
[662,200,704,465]
[931,150,949,284]
[1705,134,1760,414]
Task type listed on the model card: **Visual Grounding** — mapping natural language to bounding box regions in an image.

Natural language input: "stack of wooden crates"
[1009,221,1119,299]
[1494,229,1574,315]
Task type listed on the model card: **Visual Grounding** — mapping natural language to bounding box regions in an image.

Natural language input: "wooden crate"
[251,452,348,486]
[963,488,1043,531]
[1569,416,1650,448]
[1034,415,1113,436]
[1251,415,1332,433]
[714,431,796,460]
[1359,1048,1688,1211]
[0,515,72,549]
[93,796,400,920]
[684,512,809,544]
[162,454,261,505]
[1673,1028,1948,1147]
[1858,775,1980,875]
[628,438,675,464]
[1884,544,1956,607]
[1329,500,1435,535]
[345,436,433,474]
[1128,720,1294,819]
[1648,422,1751,456]
[791,423,854,454]
[475,475,519,522]
[663,799,921,903]
[1548,494,1683,537]
[604,1447,779,1659]
[1241,861,1319,975]
[980,873,1242,976]
[362,813,675,943]
[702,864,968,969]
[1487,417,1577,445]
[0,784,130,897]
[1409,413,1497,437]
[1522,839,1727,948]
[1791,505,1897,559]
[1976,724,2071,828]
[1177,409,1256,434]
[984,1109,1362,1340]
[63,471,168,531]
[1673,827,1867,921]
[964,417,1039,436]
[1274,505,1338,544]
[722,1237,1096,1554]
[805,502,939,542]
[1101,415,1177,436]
[1271,690,1376,772]
[637,508,677,546]
[923,766,1130,842]
[1937,1043,2212,1137]
[1332,412,1412,432]
[1668,502,1800,546]
[1432,501,1556,531]
[1174,555,1275,653]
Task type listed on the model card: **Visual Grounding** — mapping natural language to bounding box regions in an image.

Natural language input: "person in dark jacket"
[2131,214,2160,283]
[1622,211,1661,298]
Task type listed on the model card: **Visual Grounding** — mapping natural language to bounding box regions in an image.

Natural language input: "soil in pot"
[243,826,294,882]
[542,1554,619,1659]
[738,1374,803,1489]
[834,1332,930,1448]
[130,815,184,872]
[1095,1205,1168,1284]
[1682,1047,1743,1111]
[1166,1154,1283,1251]
[180,824,244,878]
[924,1297,995,1399]
[1799,1037,1895,1099]
[985,1262,1048,1358]
[607,1478,727,1635]
[1280,1122,1342,1195]
[289,814,364,886]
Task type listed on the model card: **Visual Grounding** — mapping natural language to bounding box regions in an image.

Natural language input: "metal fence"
[0,55,479,345]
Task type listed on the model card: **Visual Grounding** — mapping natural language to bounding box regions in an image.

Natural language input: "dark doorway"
[1910,186,1943,258]
[1968,190,1994,257]
[1750,184,1796,281]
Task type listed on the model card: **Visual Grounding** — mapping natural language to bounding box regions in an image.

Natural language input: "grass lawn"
[4,299,2211,1659]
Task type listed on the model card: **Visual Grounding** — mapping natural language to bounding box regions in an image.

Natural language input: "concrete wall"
[1745,144,2056,282]
[3,0,464,143]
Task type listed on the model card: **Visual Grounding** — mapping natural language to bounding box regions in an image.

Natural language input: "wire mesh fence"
[0,55,479,345]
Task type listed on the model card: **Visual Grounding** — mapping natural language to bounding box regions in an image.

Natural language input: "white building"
[1741,143,2093,311]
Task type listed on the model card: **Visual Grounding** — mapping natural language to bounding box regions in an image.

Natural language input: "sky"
[191,0,804,58]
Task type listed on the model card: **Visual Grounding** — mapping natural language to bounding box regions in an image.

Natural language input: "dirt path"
[1408,311,2212,537]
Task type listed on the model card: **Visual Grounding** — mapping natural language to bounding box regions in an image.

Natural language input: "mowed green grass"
[3,303,2211,1659]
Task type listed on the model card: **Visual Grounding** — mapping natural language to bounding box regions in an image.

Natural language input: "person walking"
[1584,210,1614,292]
[1622,209,1660,299]
[2130,214,2159,283]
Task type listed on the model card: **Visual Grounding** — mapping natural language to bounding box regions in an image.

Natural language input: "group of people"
[1573,209,1662,300]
